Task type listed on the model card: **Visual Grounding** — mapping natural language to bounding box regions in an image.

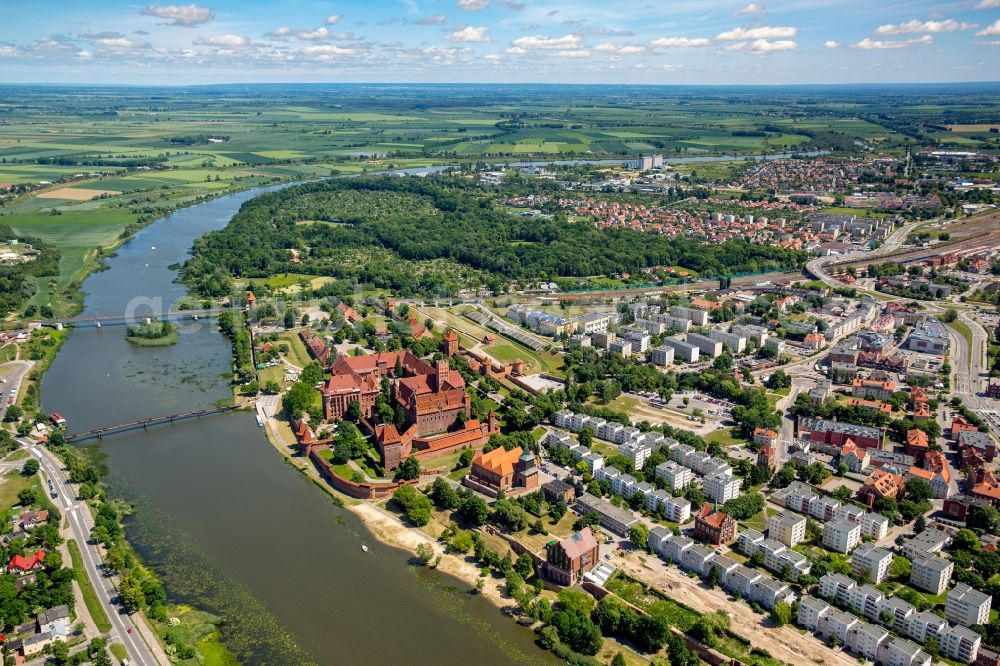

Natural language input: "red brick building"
[441,329,459,357]
[321,352,497,471]
[694,505,736,545]
[545,527,600,585]
[464,446,539,498]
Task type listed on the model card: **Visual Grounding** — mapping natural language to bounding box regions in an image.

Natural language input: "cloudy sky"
[1,0,999,85]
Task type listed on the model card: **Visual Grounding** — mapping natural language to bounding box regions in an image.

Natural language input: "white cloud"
[140,4,213,27]
[297,27,329,40]
[714,25,797,40]
[497,0,525,8]
[594,43,645,54]
[733,3,764,17]
[267,27,292,37]
[94,37,138,50]
[977,19,1000,36]
[875,19,977,35]
[416,15,448,25]
[483,53,501,60]
[555,49,590,57]
[325,15,342,25]
[0,45,20,57]
[851,35,933,49]
[974,0,1000,8]
[512,34,583,49]
[823,40,840,48]
[195,34,249,47]
[457,0,489,9]
[505,46,527,54]
[447,26,490,42]
[301,44,355,57]
[648,36,710,48]
[748,38,795,53]
[77,50,93,59]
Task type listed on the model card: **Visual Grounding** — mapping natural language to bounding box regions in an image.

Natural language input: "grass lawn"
[0,469,37,518]
[707,428,747,448]
[275,331,313,368]
[2,449,29,462]
[67,539,112,633]
[0,345,17,363]
[740,509,768,532]
[109,644,127,661]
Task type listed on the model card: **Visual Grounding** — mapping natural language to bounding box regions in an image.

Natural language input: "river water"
[41,187,557,665]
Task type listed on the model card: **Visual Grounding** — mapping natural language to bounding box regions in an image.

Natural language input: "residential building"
[664,535,694,563]
[609,339,633,357]
[661,337,700,363]
[648,526,673,557]
[661,496,692,523]
[861,512,890,540]
[941,624,982,664]
[620,441,652,470]
[820,607,860,646]
[750,577,795,610]
[851,378,896,401]
[545,528,600,585]
[708,329,747,354]
[650,345,675,367]
[901,530,950,560]
[947,582,993,628]
[852,543,892,584]
[908,610,949,644]
[910,554,954,595]
[799,595,832,630]
[880,596,916,633]
[823,520,862,553]
[670,305,709,326]
[878,638,932,666]
[686,333,723,359]
[769,511,807,547]
[694,505,737,545]
[848,620,889,661]
[703,472,741,503]
[848,584,885,621]
[655,460,693,491]
[542,479,575,505]
[726,565,762,598]
[681,544,718,576]
[799,417,883,450]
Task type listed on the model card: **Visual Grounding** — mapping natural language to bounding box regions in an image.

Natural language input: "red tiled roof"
[7,550,45,573]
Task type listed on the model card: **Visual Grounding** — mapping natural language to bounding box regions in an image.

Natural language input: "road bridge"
[65,404,241,443]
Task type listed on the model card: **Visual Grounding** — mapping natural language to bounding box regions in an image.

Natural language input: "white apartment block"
[732,324,769,346]
[707,329,746,354]
[704,472,741,503]
[861,512,890,540]
[823,520,862,554]
[768,511,807,547]
[686,332,723,359]
[650,345,675,367]
[877,638,931,666]
[910,554,954,596]
[655,460,693,491]
[848,620,889,661]
[661,337,700,363]
[798,595,831,631]
[661,496,692,523]
[669,305,709,326]
[940,624,982,664]
[946,582,992,628]
[620,441,651,470]
[852,543,893,584]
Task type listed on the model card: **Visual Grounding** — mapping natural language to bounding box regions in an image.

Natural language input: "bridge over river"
[65,404,243,443]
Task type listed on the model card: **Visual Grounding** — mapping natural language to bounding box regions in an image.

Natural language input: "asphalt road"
[23,440,164,666]
[0,360,31,422]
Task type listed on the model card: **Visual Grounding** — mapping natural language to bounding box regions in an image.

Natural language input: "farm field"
[2,83,999,320]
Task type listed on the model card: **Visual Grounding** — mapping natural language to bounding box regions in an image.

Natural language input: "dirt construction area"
[616,552,860,666]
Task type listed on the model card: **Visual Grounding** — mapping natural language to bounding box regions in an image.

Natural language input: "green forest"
[183,176,807,297]
[0,224,60,316]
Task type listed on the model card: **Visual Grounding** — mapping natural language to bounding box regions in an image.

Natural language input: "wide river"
[41,185,557,665]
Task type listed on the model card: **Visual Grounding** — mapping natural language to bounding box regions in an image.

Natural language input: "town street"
[22,440,167,666]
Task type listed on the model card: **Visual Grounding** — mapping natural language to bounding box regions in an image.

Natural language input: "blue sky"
[1,0,998,84]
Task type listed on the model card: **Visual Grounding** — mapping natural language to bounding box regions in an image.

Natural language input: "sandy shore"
[259,414,514,613]
[349,500,513,610]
